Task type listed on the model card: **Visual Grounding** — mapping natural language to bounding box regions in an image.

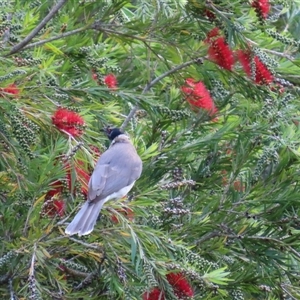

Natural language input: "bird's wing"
[88,142,142,202]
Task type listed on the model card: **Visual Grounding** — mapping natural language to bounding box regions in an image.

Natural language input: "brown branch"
[8,0,68,55]
[120,59,199,131]
[62,266,89,278]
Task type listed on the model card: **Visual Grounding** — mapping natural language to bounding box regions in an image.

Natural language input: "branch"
[195,231,221,245]
[21,20,152,53]
[22,27,88,51]
[8,0,68,55]
[2,13,12,47]
[91,21,155,43]
[68,237,104,251]
[245,38,294,60]
[73,269,99,290]
[120,59,199,131]
[73,255,105,291]
[287,246,300,260]
[9,278,15,300]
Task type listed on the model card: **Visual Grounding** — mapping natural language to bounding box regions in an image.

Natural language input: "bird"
[65,127,143,236]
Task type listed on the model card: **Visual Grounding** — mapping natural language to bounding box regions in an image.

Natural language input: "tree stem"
[22,27,88,51]
[8,0,68,55]
[120,59,198,131]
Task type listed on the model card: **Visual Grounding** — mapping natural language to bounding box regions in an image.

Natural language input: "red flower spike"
[237,50,273,85]
[254,56,273,84]
[142,288,165,300]
[74,160,91,196]
[205,28,234,71]
[52,108,85,137]
[0,83,20,95]
[205,27,220,43]
[204,9,216,21]
[236,50,252,77]
[92,71,98,81]
[47,180,64,198]
[104,73,117,89]
[233,180,245,192]
[182,79,217,116]
[43,197,66,217]
[208,37,235,71]
[53,200,65,216]
[89,145,101,157]
[252,0,270,19]
[111,207,134,224]
[166,272,194,298]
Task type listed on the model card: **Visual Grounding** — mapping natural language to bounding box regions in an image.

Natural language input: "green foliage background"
[1,0,300,299]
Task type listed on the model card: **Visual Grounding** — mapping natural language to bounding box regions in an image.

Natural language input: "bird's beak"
[102,126,112,138]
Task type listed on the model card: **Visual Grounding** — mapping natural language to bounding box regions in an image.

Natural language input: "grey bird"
[65,128,142,236]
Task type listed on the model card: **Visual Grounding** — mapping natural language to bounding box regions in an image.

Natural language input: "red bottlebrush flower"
[53,199,65,216]
[236,50,252,77]
[205,28,234,71]
[89,145,101,160]
[74,160,91,196]
[47,180,64,198]
[111,207,134,224]
[52,108,85,137]
[233,180,245,192]
[254,56,273,84]
[142,288,165,300]
[236,50,273,85]
[42,196,66,217]
[167,273,194,298]
[204,9,216,21]
[104,73,117,89]
[182,78,217,115]
[205,27,220,43]
[252,0,270,19]
[92,71,98,81]
[208,37,234,71]
[0,83,20,95]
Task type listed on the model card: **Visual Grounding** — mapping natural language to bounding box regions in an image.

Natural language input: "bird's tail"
[65,200,104,236]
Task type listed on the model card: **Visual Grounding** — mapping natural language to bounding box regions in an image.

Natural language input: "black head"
[103,127,124,141]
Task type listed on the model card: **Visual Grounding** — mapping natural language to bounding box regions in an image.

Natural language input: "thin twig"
[22,27,88,51]
[91,21,154,43]
[245,38,294,60]
[29,243,37,277]
[68,237,103,251]
[20,22,153,53]
[2,13,12,47]
[63,266,90,278]
[287,246,300,260]
[0,272,11,284]
[120,59,197,131]
[195,231,220,245]
[28,243,39,299]
[8,0,68,55]
[74,255,105,291]
[73,269,99,290]
[9,278,14,300]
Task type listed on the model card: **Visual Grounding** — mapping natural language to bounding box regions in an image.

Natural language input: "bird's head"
[103,127,124,141]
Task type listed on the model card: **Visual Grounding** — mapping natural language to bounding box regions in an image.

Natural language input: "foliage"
[1,0,300,299]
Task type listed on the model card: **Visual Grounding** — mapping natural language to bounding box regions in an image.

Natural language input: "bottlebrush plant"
[0,1,300,300]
